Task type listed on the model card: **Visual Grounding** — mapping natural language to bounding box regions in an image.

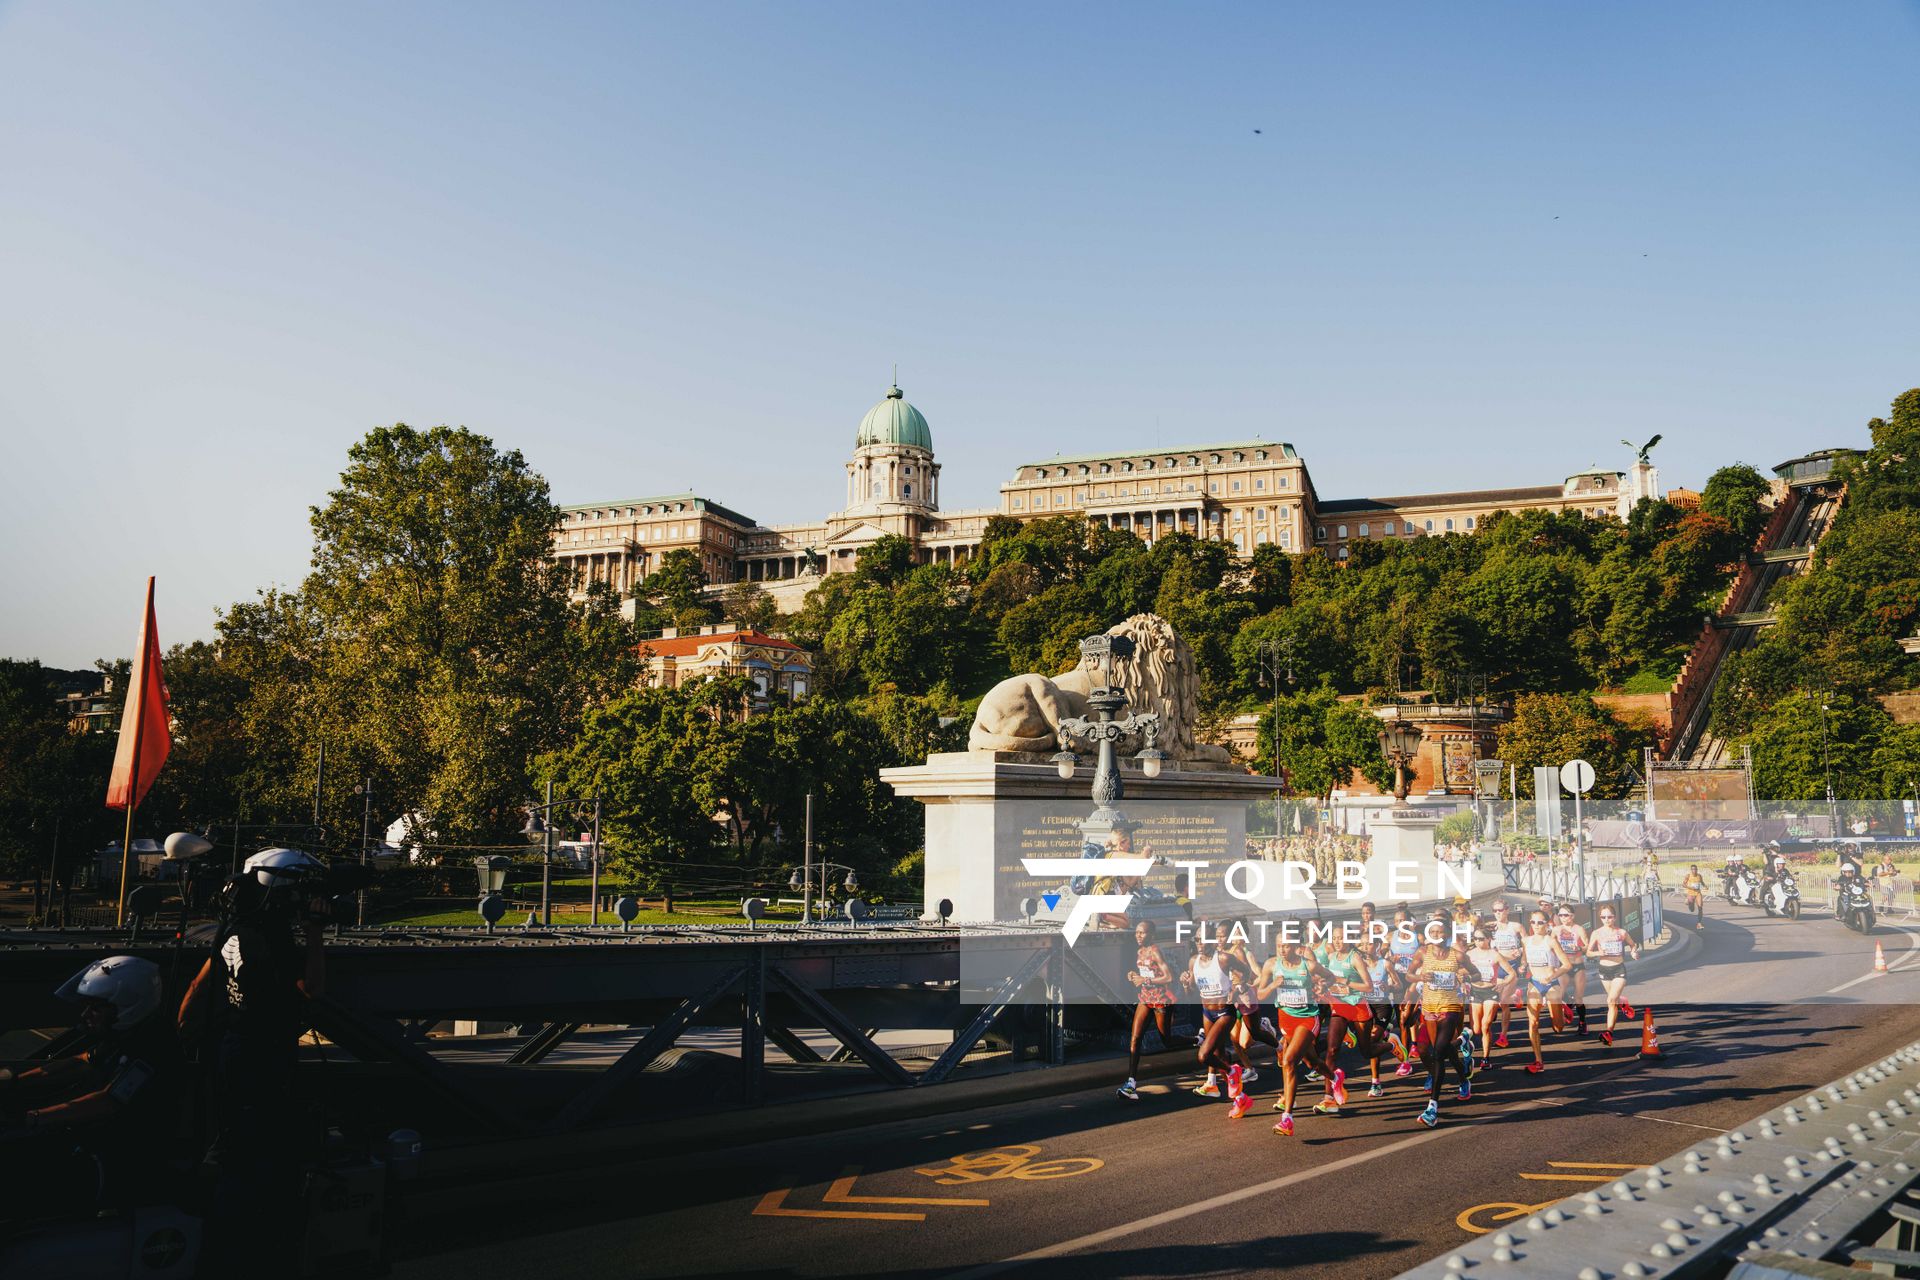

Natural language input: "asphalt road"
[392,899,1920,1280]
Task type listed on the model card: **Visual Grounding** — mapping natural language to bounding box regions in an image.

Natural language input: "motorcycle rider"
[0,956,182,1220]
[178,848,329,1279]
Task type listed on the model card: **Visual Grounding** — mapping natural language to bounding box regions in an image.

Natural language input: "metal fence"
[1506,858,1664,940]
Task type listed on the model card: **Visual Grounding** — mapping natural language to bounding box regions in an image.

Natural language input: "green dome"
[856,385,932,451]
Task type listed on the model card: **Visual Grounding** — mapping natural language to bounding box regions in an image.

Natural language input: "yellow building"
[555,382,1665,596]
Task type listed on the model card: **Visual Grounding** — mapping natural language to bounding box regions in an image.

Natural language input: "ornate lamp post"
[1254,636,1298,785]
[1378,717,1425,805]
[1052,634,1166,843]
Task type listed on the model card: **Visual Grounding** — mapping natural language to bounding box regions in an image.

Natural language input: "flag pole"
[115,577,155,927]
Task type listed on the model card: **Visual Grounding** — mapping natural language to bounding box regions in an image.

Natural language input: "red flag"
[106,577,171,811]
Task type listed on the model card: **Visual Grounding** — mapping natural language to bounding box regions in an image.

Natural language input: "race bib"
[1274,986,1308,1007]
[1427,970,1458,991]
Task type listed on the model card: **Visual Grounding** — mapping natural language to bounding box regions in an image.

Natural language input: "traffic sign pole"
[1560,759,1595,901]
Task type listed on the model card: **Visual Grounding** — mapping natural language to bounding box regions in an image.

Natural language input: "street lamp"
[1254,636,1298,784]
[522,781,603,925]
[1818,701,1838,833]
[1378,716,1425,805]
[1052,634,1166,834]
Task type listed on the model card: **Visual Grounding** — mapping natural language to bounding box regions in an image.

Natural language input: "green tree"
[241,425,641,845]
[1700,464,1772,543]
[0,661,119,878]
[1496,693,1651,800]
[642,548,716,630]
[721,579,779,632]
[854,535,917,587]
[1748,691,1887,803]
[1837,389,1920,521]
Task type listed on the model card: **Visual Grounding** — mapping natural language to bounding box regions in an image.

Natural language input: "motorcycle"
[1725,865,1759,907]
[1836,876,1876,934]
[1762,868,1801,919]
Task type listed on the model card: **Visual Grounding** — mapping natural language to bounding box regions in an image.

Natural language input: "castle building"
[552,383,1661,599]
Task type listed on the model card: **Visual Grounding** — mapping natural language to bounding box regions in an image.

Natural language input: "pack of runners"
[1116,896,1642,1130]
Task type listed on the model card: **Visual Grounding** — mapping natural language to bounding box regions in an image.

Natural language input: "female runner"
[1552,904,1591,1034]
[1486,900,1526,1049]
[1681,865,1707,930]
[1587,904,1640,1045]
[1405,917,1473,1127]
[1387,907,1423,1075]
[1463,926,1512,1065]
[1251,940,1345,1133]
[1119,919,1181,1101]
[1314,931,1375,1115]
[1519,908,1575,1073]
[1182,926,1239,1098]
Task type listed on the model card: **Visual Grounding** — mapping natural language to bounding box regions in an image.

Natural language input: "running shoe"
[1525,1059,1545,1074]
[1494,1033,1510,1050]
[1329,1068,1348,1107]
[1367,1082,1385,1099]
[1193,1079,1222,1097]
[1260,1017,1277,1039]
[1311,1099,1340,1116]
[1227,1064,1244,1099]
[1344,1029,1358,1049]
[1419,1100,1439,1128]
[1117,1079,1139,1101]
[1305,1069,1323,1083]
[1395,1061,1415,1077]
[1457,1078,1471,1101]
[1619,1000,1636,1020]
[1272,1096,1287,1112]
[1241,1066,1260,1085]
[1423,1074,1432,1091]
[1227,1093,1254,1120]
[1273,1112,1294,1136]
[1386,1031,1407,1061]
[1599,1030,1614,1047]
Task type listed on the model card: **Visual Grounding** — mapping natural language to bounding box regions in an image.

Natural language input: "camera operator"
[178,847,330,1278]
[0,956,181,1222]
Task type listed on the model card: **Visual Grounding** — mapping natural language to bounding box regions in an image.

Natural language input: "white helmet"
[243,847,325,887]
[55,956,163,1031]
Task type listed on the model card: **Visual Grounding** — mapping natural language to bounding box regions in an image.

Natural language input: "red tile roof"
[638,630,804,658]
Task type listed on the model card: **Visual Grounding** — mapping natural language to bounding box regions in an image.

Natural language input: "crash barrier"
[1507,859,1664,941]
[1395,1039,1920,1280]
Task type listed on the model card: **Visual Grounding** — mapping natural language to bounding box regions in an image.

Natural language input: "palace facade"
[551,383,1662,602]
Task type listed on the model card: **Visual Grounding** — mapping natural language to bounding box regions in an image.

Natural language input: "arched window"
[903,483,912,497]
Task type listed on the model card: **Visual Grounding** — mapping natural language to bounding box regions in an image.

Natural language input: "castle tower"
[845,384,940,516]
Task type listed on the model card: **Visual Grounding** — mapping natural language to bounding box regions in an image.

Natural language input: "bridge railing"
[1394,1040,1920,1280]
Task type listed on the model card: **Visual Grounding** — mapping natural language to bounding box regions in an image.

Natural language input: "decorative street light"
[1052,634,1166,842]
[522,780,603,925]
[1378,716,1425,805]
[1254,636,1298,785]
[1818,700,1838,833]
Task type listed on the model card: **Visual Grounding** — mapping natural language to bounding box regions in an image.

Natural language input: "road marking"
[1519,1173,1616,1183]
[1626,1113,1727,1132]
[752,1189,925,1222]
[1544,1161,1640,1169]
[824,1167,989,1208]
[915,1145,1103,1185]
[1824,925,1920,995]
[1457,1199,1560,1234]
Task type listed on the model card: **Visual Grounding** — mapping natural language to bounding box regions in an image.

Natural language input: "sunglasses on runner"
[1556,911,1574,919]
[1529,916,1548,925]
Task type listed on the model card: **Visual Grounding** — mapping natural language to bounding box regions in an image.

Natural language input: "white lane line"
[946,1093,1568,1279]
[1625,1114,1726,1133]
[1824,924,1920,995]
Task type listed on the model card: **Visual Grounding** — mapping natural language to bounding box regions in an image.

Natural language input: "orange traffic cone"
[1875,942,1889,974]
[1639,1007,1661,1058]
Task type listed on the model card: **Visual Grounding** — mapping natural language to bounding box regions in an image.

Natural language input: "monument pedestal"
[880,752,1283,924]
[1356,808,1505,902]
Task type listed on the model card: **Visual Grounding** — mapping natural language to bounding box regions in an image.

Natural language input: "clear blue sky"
[2,2,1916,666]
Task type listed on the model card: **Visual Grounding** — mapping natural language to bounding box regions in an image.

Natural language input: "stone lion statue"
[968,613,1231,763]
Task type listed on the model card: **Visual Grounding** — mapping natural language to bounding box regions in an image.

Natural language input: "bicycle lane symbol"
[1456,1161,1639,1235]
[752,1144,1103,1223]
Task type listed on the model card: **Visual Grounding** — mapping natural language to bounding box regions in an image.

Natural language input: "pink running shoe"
[1273,1112,1294,1137]
[1227,1093,1253,1120]
[1395,1061,1415,1077]
[1227,1063,1244,1099]
[1329,1068,1348,1107]
[1495,1033,1510,1049]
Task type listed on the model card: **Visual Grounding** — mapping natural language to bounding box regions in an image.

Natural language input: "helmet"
[243,847,325,888]
[55,956,163,1031]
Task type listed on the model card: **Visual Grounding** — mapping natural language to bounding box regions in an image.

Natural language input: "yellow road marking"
[824,1168,990,1207]
[1457,1200,1560,1234]
[1547,1161,1640,1169]
[752,1189,925,1222]
[915,1145,1104,1185]
[1518,1173,1616,1183]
